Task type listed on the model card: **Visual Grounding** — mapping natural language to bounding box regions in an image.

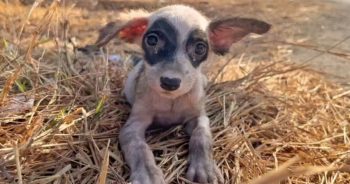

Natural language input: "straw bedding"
[0,1,350,184]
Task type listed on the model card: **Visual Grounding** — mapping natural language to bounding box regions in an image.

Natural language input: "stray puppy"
[95,5,270,184]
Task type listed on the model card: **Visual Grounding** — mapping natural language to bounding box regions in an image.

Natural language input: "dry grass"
[1,1,350,184]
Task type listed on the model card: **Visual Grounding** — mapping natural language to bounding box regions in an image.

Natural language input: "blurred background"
[5,0,350,85]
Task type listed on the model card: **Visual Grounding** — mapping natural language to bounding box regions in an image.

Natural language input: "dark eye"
[194,42,207,56]
[146,33,159,46]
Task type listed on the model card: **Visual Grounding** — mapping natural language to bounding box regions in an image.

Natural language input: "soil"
[95,0,350,85]
[287,0,350,86]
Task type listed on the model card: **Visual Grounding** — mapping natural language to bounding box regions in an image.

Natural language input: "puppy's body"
[93,4,270,184]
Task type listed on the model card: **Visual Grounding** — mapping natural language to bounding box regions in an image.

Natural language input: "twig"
[14,143,23,184]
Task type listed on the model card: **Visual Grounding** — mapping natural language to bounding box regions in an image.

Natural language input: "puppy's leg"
[185,116,223,184]
[119,114,165,184]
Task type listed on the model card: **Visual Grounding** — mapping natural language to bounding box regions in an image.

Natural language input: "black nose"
[160,77,181,91]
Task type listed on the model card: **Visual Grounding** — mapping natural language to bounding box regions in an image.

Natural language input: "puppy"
[94,5,270,184]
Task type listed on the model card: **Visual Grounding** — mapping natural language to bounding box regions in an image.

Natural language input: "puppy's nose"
[160,77,181,91]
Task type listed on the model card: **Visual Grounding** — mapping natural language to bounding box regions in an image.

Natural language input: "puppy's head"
[97,5,271,98]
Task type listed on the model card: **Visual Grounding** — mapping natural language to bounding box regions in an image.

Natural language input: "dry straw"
[1,1,350,184]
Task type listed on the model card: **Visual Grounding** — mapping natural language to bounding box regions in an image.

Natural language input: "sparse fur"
[93,4,270,184]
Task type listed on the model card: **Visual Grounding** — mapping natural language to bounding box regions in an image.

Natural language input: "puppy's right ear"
[208,17,271,55]
[95,17,148,47]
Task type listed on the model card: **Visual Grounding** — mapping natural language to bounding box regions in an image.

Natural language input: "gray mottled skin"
[93,4,270,184]
[121,59,212,183]
[120,6,219,182]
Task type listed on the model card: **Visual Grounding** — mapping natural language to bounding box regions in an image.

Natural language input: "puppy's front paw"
[186,159,223,184]
[131,165,165,184]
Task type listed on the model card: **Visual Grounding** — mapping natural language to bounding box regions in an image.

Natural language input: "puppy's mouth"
[159,90,179,98]
[161,90,175,96]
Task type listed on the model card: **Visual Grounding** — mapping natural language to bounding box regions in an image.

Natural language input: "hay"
[1,1,350,184]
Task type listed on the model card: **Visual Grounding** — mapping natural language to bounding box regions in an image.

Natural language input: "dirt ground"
[286,0,350,86]
[195,0,350,85]
[126,0,346,87]
[72,0,350,85]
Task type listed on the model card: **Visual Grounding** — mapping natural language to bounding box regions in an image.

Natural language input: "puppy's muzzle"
[160,77,181,91]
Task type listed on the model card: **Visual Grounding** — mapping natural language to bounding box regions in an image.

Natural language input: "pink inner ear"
[118,18,148,43]
[209,26,248,54]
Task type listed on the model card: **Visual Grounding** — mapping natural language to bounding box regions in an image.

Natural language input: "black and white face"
[95,5,271,99]
[142,14,210,98]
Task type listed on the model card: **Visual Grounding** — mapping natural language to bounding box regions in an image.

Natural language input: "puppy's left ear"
[95,17,149,47]
[208,17,271,55]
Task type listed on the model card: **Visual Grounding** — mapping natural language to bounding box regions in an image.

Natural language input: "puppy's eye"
[146,33,159,47]
[194,42,207,56]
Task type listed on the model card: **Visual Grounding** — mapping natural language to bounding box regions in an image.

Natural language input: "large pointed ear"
[95,17,148,47]
[208,17,271,55]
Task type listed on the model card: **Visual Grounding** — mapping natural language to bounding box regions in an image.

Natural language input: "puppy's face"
[142,6,210,98]
[96,5,271,99]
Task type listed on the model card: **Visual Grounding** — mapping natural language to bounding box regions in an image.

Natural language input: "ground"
[189,0,350,85]
[78,0,350,85]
